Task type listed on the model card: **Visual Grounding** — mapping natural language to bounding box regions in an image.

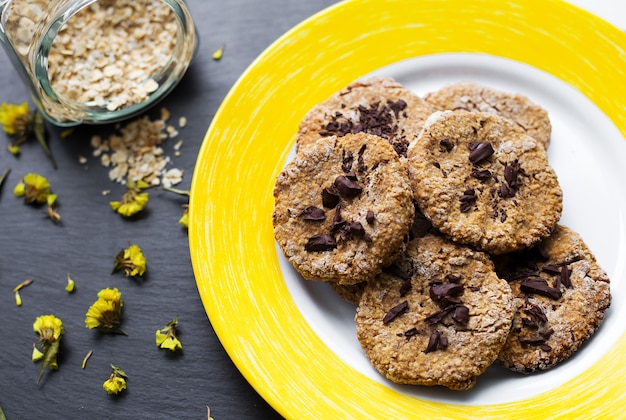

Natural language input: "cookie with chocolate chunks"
[297,77,433,158]
[494,224,611,373]
[407,110,562,254]
[273,133,414,285]
[355,234,514,391]
[424,82,552,149]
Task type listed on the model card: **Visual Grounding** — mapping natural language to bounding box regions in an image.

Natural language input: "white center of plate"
[278,53,626,405]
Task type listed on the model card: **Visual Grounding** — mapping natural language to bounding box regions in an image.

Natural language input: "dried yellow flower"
[31,343,44,362]
[32,314,64,384]
[81,350,93,369]
[0,102,30,136]
[65,273,75,293]
[85,287,127,335]
[7,143,20,155]
[0,102,57,168]
[110,179,150,217]
[14,173,50,204]
[212,44,225,61]
[112,244,146,277]
[103,365,127,395]
[155,317,182,352]
[178,205,189,228]
[13,173,61,222]
[13,279,33,307]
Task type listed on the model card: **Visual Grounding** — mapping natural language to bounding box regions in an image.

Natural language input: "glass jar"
[0,0,198,126]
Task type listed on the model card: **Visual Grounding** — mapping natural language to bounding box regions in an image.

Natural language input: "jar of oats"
[0,0,198,126]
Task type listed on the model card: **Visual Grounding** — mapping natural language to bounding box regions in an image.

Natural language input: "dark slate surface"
[0,1,337,418]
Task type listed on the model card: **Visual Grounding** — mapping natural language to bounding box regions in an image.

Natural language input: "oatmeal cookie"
[297,77,433,157]
[355,234,514,391]
[494,225,611,373]
[424,82,552,149]
[273,133,414,285]
[407,110,562,254]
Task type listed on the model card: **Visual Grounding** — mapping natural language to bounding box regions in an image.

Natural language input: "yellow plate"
[189,0,626,417]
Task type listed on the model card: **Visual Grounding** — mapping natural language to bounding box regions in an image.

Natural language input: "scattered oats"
[78,155,88,165]
[160,107,171,121]
[178,116,187,128]
[175,151,181,157]
[90,135,102,149]
[102,189,111,196]
[100,154,111,167]
[161,168,183,188]
[173,139,183,151]
[166,125,179,138]
[90,114,185,186]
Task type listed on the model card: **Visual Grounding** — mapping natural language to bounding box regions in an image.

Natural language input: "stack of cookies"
[272,77,611,391]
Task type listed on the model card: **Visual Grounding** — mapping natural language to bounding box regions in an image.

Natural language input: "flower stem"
[32,111,58,169]
[160,186,190,197]
[0,167,10,192]
[37,340,59,384]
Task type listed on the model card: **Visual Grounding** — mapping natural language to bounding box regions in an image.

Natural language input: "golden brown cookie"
[424,82,552,149]
[273,133,414,285]
[407,110,562,255]
[355,234,515,391]
[297,77,433,157]
[494,225,611,373]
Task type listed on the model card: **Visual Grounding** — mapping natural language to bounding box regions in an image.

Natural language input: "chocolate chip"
[357,144,367,173]
[425,306,452,324]
[387,99,407,117]
[439,139,454,152]
[345,171,358,181]
[425,331,440,353]
[452,305,470,325]
[560,265,572,288]
[430,283,463,303]
[520,277,562,300]
[330,204,345,232]
[333,175,362,198]
[299,206,325,221]
[321,187,340,209]
[498,182,516,198]
[342,150,354,173]
[524,303,548,324]
[424,330,448,353]
[499,160,525,198]
[471,168,492,182]
[366,210,375,224]
[404,327,419,338]
[541,264,562,276]
[304,234,337,252]
[383,300,409,324]
[468,142,494,165]
[348,222,365,238]
[459,188,477,213]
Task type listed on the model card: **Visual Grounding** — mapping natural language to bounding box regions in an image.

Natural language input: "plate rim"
[189,0,626,417]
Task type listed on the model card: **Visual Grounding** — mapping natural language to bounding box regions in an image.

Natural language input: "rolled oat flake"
[0,0,198,125]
